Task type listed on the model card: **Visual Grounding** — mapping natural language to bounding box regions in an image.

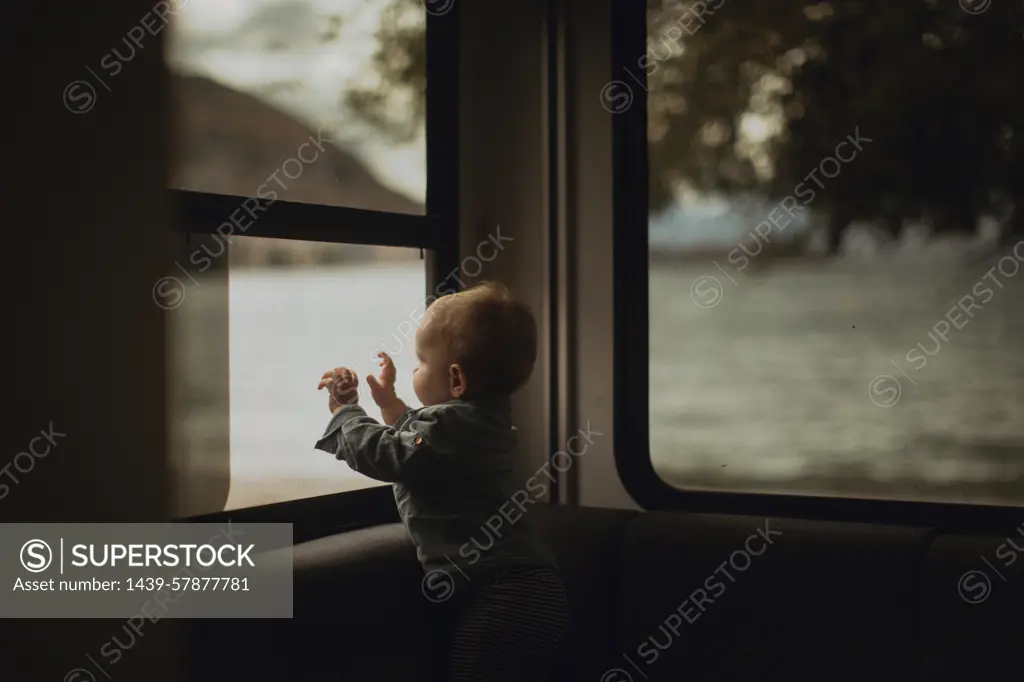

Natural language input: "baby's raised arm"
[313,404,434,483]
[366,351,409,425]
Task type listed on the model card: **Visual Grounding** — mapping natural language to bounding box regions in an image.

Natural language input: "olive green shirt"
[314,397,556,582]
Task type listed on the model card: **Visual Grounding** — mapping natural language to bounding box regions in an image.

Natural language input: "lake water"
[171,250,1024,510]
[652,249,1024,506]
[170,262,427,510]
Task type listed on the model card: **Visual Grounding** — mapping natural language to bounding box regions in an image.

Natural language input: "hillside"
[171,73,422,265]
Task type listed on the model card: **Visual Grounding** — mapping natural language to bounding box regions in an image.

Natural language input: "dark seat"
[530,506,637,682]
[286,506,638,682]
[613,512,931,682]
[191,523,436,681]
[187,506,1022,681]
[921,530,1024,682]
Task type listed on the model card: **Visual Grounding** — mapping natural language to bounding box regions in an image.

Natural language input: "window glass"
[168,236,425,512]
[169,0,426,214]
[645,0,1024,505]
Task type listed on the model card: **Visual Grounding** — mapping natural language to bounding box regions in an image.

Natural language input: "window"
[167,0,458,517]
[227,241,422,510]
[615,0,1024,518]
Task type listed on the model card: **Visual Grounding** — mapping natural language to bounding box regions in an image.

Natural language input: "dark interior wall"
[566,0,638,510]
[459,0,552,481]
[4,0,178,677]
[457,0,640,507]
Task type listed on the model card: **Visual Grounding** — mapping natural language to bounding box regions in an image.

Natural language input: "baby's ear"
[448,363,467,398]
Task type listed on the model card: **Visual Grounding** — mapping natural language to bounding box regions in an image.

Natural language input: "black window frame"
[611,0,1021,534]
[178,5,460,537]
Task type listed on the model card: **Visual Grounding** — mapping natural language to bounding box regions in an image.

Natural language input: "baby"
[314,281,569,682]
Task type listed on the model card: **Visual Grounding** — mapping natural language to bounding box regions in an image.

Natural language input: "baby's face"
[412,307,456,406]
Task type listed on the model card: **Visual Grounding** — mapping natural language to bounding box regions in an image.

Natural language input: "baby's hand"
[318,367,359,413]
[366,351,399,408]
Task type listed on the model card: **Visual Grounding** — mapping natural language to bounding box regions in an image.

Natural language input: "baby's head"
[412,281,537,406]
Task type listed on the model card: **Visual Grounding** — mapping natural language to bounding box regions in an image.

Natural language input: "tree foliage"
[348,0,1024,246]
[343,0,426,144]
[647,0,1024,240]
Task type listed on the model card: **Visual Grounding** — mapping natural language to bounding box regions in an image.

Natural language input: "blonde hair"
[429,281,537,397]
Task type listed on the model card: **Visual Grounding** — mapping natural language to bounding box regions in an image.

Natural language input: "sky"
[169,0,426,203]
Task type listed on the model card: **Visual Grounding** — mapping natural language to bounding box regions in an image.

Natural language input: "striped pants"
[447,565,570,682]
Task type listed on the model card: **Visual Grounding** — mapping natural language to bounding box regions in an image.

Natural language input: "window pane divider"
[174,189,443,249]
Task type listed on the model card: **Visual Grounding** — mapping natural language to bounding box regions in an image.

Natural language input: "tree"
[647,0,1024,251]
[343,0,426,145]
[348,0,1024,252]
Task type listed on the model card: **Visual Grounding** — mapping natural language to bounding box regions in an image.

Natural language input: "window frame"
[177,4,460,532]
[611,0,1021,533]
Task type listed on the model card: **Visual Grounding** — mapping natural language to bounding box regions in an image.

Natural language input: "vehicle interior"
[9,0,1023,680]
